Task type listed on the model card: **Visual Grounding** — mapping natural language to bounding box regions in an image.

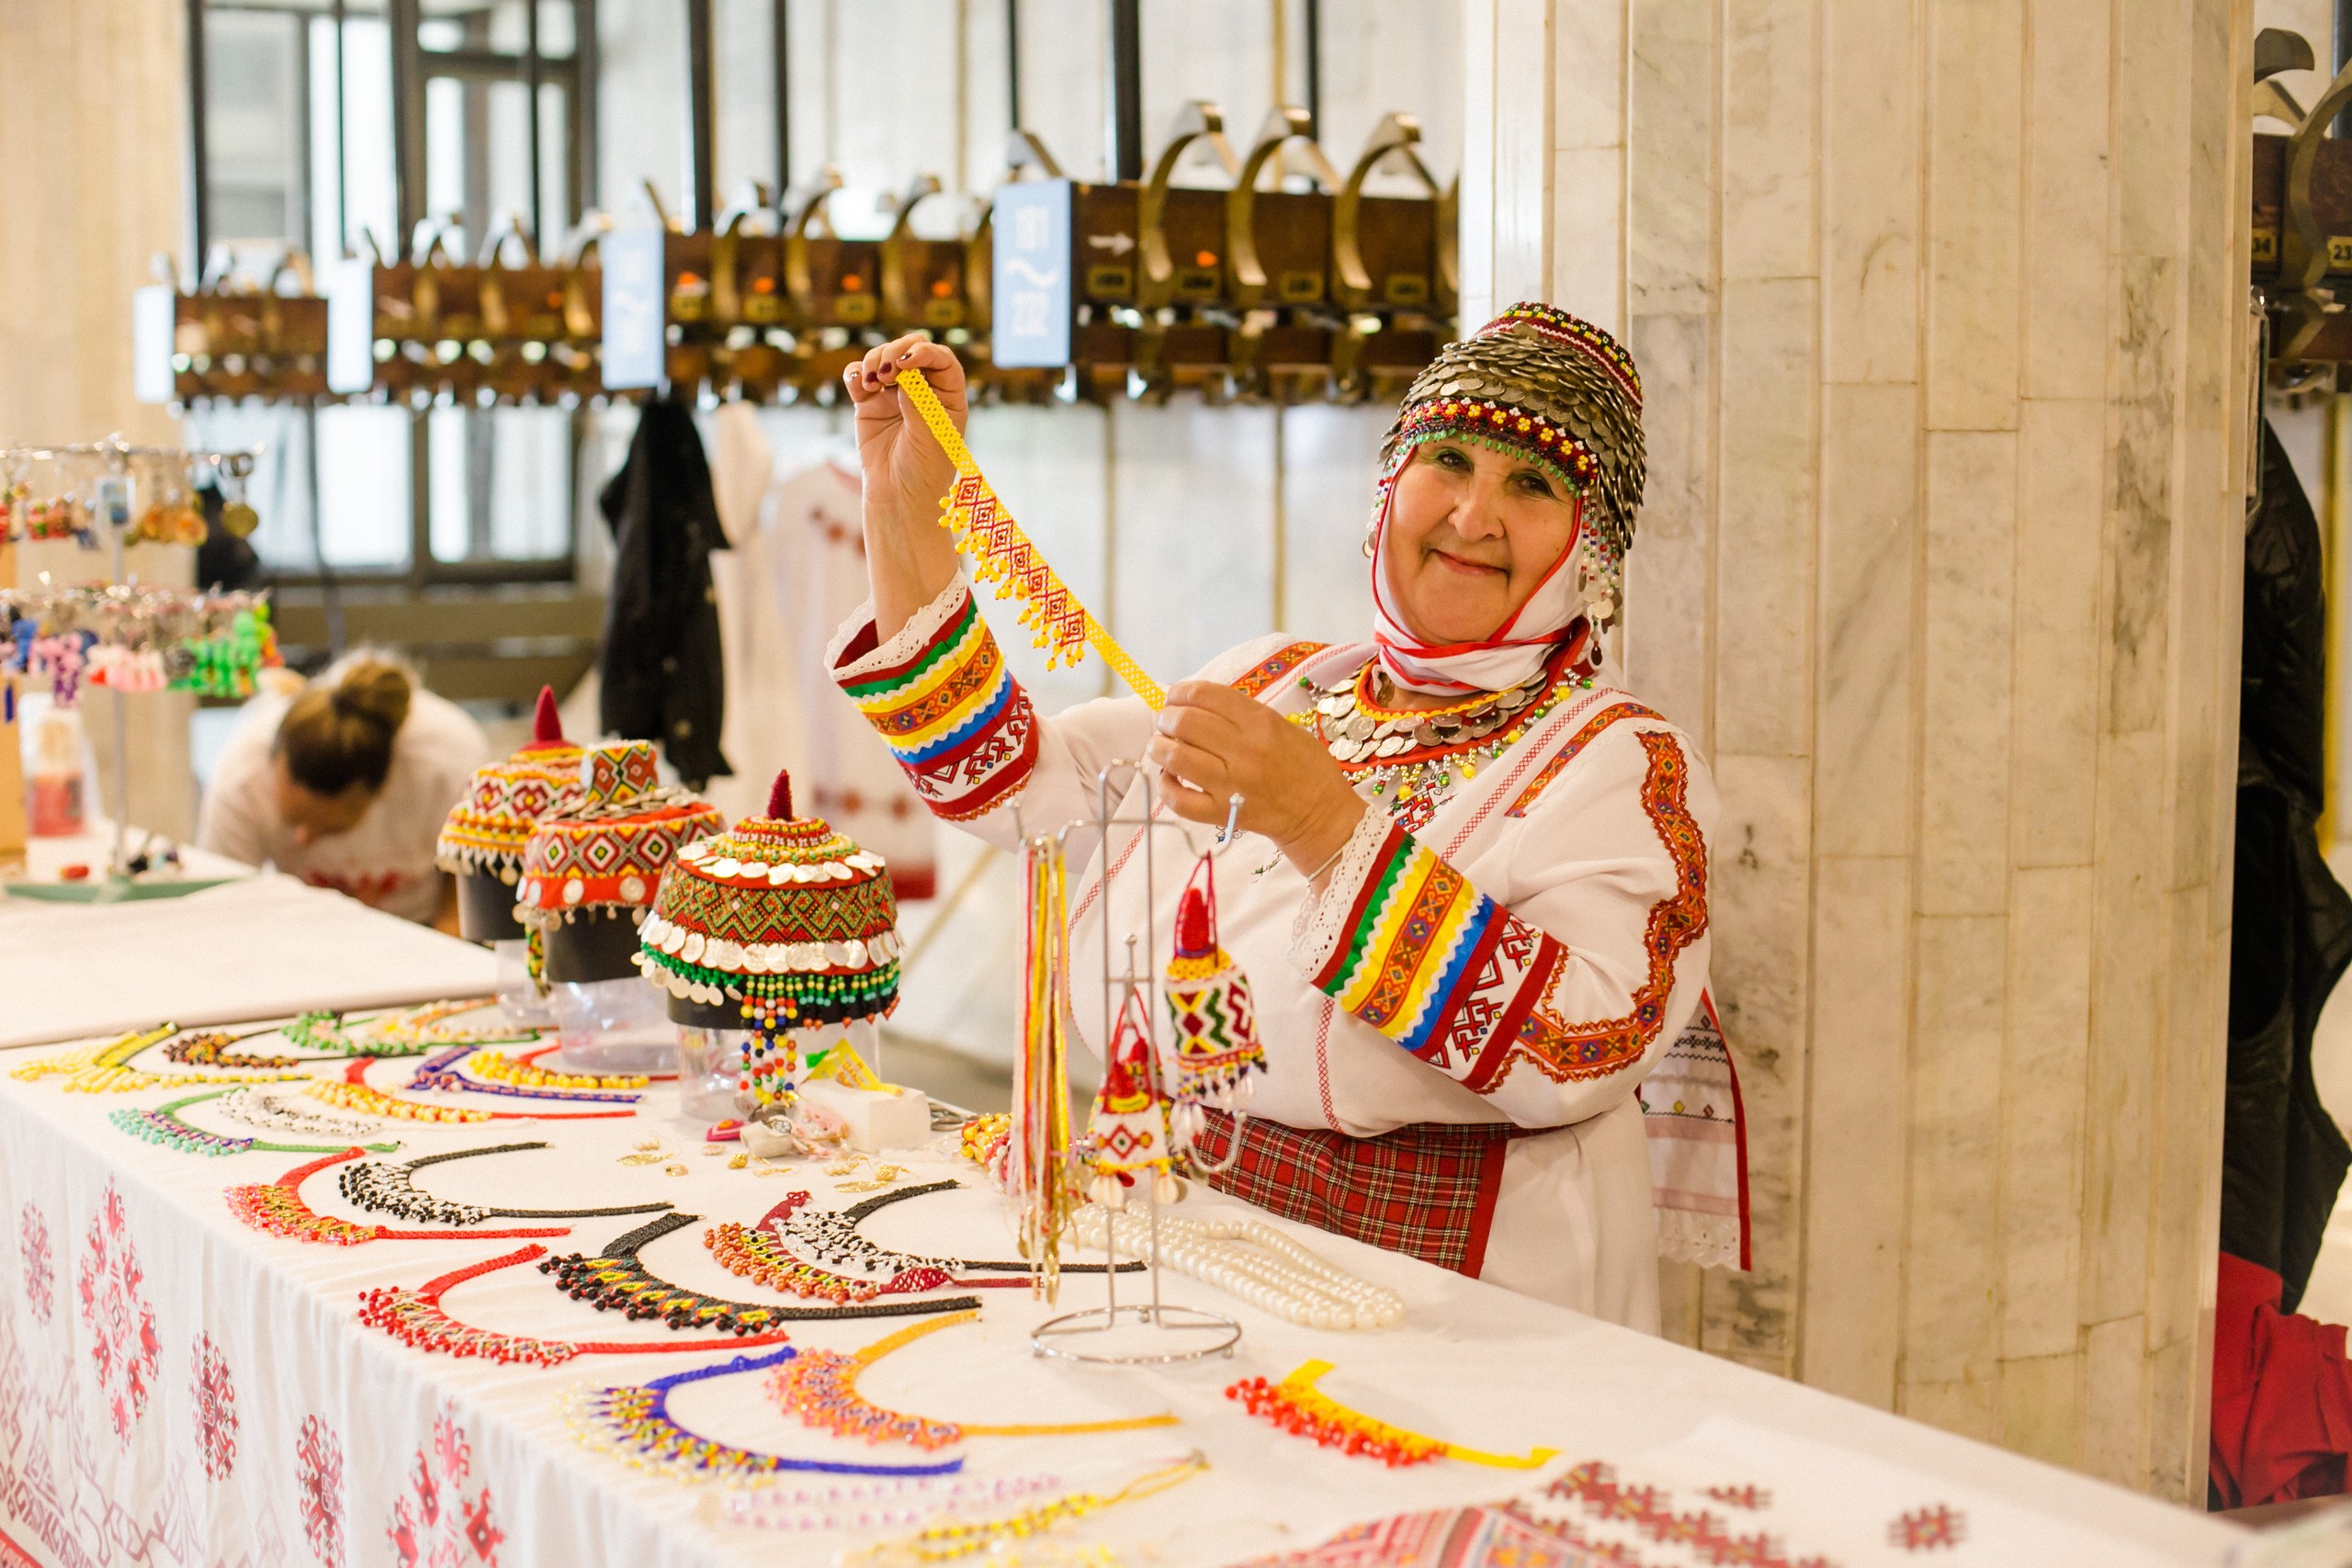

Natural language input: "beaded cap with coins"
[637,770,902,1109]
[437,686,582,887]
[514,741,725,929]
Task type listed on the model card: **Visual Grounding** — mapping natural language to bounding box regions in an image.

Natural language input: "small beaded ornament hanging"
[1160,852,1265,1146]
[1084,989,1176,1209]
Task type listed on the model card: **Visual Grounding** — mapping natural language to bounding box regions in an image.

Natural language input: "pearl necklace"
[1068,1207,1405,1331]
[215,1087,389,1142]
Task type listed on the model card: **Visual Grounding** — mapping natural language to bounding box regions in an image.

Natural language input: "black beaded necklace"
[336,1142,677,1226]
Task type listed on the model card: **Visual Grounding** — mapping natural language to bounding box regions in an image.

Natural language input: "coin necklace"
[766,1310,1178,1450]
[537,1211,985,1334]
[357,1243,793,1365]
[561,1345,966,1482]
[109,1086,400,1158]
[225,1148,577,1247]
[336,1141,676,1225]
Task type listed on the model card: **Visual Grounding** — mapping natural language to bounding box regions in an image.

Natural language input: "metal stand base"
[1031,1303,1241,1365]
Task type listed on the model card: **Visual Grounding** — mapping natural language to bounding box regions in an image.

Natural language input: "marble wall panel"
[2144,1331,2200,1500]
[965,403,1115,715]
[2010,399,2106,868]
[1700,750,1812,1373]
[1459,0,1558,324]
[2080,729,2165,1325]
[1107,402,1278,686]
[1821,0,1918,385]
[2147,882,2228,1359]
[2081,1313,2153,1489]
[2103,257,2182,738]
[1273,405,1385,648]
[1923,0,2023,434]
[2000,865,2093,1361]
[1551,146,1627,333]
[2111,0,2190,263]
[1998,1349,2080,1470]
[1815,384,1918,860]
[1901,914,2007,1424]
[1714,279,1818,759]
[1798,853,1912,1408]
[1721,0,1816,283]
[1552,0,1626,152]
[1313,3,1467,180]
[1622,311,1715,747]
[2020,0,2114,403]
[1626,0,1713,319]
[1917,433,2017,914]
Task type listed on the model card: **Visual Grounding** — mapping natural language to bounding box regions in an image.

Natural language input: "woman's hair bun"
[329,658,412,733]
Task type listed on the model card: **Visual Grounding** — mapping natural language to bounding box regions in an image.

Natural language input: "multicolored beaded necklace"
[1289,637,1599,829]
[707,1184,1139,1303]
[406,1044,643,1105]
[841,1454,1208,1566]
[335,1141,675,1225]
[12,1023,310,1095]
[160,1030,322,1070]
[1225,1360,1557,1470]
[214,1086,391,1143]
[108,1086,401,1158]
[560,1346,965,1482]
[537,1211,984,1334]
[469,1048,650,1091]
[224,1148,575,1247]
[285,1000,540,1059]
[307,1058,634,1123]
[766,1310,1178,1450]
[356,1244,793,1365]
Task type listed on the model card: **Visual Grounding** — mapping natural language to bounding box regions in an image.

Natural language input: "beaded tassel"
[1161,853,1266,1148]
[1010,838,1078,1300]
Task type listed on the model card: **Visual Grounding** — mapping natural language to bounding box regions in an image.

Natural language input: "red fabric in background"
[2211,1250,2352,1506]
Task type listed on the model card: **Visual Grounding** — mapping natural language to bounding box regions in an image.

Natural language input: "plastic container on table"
[25,701,89,838]
[675,1025,749,1121]
[547,975,673,1075]
[492,939,558,1028]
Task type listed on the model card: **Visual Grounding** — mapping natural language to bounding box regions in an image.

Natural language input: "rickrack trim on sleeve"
[1295,729,1707,1096]
[836,586,1040,824]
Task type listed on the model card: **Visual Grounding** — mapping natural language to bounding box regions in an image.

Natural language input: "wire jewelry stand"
[1025,761,1248,1366]
[1,436,259,876]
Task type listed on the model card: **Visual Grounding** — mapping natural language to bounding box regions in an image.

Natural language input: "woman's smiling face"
[1381,439,1583,647]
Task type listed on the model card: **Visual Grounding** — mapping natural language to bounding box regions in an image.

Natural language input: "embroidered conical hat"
[435,687,581,882]
[635,769,901,1027]
[514,740,726,927]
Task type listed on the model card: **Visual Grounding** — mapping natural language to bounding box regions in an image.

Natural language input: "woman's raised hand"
[1145,681,1368,888]
[844,336,968,638]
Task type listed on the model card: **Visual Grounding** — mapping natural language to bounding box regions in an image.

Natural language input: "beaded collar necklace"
[109,1086,401,1158]
[842,1454,1208,1567]
[225,1148,575,1247]
[216,1086,393,1143]
[357,1243,792,1365]
[561,1345,966,1482]
[308,1058,634,1123]
[161,1030,328,1070]
[539,1211,984,1335]
[708,1183,1139,1303]
[1290,639,1598,821]
[406,1045,643,1105]
[767,1310,1179,1450]
[336,1141,675,1225]
[285,1000,539,1059]
[471,1048,650,1091]
[710,1472,1064,1536]
[1226,1359,1557,1469]
[13,1024,310,1095]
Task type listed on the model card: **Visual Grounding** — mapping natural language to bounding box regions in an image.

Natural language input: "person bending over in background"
[197,655,488,928]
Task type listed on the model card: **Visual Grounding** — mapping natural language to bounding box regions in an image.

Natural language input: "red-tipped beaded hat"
[435,687,581,883]
[514,739,726,926]
[635,769,901,1029]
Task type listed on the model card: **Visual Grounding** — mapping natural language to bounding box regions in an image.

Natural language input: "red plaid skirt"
[1190,1109,1529,1277]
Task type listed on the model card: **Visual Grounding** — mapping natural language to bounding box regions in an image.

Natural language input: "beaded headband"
[1376,301,1646,603]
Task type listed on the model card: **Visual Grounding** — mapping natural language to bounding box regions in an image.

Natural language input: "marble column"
[1463,0,2253,1501]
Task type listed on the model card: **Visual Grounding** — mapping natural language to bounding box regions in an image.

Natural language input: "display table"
[0,914,2240,1566]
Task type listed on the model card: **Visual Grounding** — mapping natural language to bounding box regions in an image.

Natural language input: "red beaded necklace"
[224,1147,576,1247]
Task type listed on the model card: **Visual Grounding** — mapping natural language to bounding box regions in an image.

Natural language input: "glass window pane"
[205,10,304,246]
[336,17,399,261]
[428,405,472,561]
[489,408,571,558]
[183,403,310,569]
[316,404,413,570]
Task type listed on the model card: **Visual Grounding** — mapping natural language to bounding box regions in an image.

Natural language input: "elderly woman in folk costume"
[831,303,1713,1333]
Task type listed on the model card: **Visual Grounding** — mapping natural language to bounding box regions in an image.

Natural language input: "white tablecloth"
[0,833,493,1047]
[0,919,2242,1566]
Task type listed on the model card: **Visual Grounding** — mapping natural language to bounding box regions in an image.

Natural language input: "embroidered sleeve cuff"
[833,581,1040,823]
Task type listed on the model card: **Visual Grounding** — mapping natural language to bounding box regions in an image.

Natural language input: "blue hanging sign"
[990,181,1072,369]
[602,229,668,390]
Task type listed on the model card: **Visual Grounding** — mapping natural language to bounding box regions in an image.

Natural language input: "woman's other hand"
[1146,681,1367,887]
[844,335,967,637]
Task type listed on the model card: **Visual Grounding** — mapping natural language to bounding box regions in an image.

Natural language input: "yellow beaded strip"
[307,1079,494,1124]
[469,1051,648,1091]
[844,1453,1206,1566]
[895,369,1165,710]
[11,1024,309,1094]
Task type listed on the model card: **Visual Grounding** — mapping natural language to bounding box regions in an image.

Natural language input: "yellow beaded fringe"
[894,369,1166,710]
